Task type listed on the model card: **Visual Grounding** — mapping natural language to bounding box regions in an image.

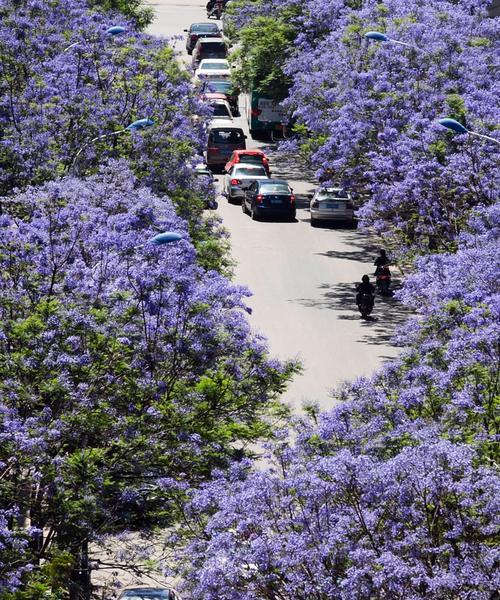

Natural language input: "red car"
[224,149,271,176]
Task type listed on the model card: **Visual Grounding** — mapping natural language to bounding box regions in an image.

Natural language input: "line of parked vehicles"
[185,13,360,227]
[188,12,394,306]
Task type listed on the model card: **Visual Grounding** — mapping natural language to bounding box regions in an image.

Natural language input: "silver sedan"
[309,187,356,226]
[224,164,269,203]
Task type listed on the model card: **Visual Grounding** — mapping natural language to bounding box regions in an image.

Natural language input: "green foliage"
[445,93,467,124]
[87,0,154,30]
[231,15,298,99]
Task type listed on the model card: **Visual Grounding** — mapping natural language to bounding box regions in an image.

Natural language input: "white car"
[194,59,231,80]
[224,163,269,203]
[208,98,233,120]
[309,187,356,226]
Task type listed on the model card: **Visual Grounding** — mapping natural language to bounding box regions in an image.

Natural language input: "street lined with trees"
[0,0,498,598]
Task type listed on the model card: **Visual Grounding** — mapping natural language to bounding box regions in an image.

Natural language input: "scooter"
[207,0,223,19]
[357,293,374,319]
[375,265,392,296]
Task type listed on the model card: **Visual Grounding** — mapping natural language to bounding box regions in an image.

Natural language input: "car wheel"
[310,218,318,227]
[250,204,259,221]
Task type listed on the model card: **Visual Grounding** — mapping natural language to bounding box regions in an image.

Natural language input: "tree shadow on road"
[263,145,317,184]
[290,279,413,346]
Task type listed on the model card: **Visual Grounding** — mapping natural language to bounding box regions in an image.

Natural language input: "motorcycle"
[207,0,223,19]
[357,293,374,319]
[375,265,392,296]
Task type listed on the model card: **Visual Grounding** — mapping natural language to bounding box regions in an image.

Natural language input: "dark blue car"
[242,178,296,221]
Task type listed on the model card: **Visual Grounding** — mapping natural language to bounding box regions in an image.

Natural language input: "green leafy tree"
[87,0,154,30]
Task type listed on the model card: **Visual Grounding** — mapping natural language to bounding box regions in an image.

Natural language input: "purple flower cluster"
[0,162,297,591]
[233,0,499,256]
[174,2,500,595]
[0,0,297,592]
[177,204,500,598]
[0,0,212,215]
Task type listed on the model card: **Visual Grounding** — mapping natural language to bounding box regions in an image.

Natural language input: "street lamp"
[69,118,155,174]
[364,30,417,49]
[105,26,127,36]
[438,118,500,145]
[148,232,183,246]
[64,25,127,52]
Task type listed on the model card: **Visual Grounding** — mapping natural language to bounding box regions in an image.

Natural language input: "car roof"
[233,149,265,157]
[203,92,227,99]
[119,588,175,598]
[189,22,220,29]
[199,58,229,65]
[233,163,266,170]
[196,37,225,43]
[319,187,346,193]
[259,178,289,185]
[208,119,243,129]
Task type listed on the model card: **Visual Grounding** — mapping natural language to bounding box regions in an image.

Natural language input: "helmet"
[362,275,370,283]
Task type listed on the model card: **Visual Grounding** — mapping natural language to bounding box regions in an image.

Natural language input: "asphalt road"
[145,0,409,411]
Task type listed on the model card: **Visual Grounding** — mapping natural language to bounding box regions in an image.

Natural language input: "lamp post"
[438,118,500,146]
[364,30,418,50]
[64,25,127,52]
[69,118,154,175]
[148,232,184,246]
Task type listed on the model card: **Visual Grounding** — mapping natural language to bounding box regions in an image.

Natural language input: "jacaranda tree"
[0,163,297,596]
[175,203,500,599]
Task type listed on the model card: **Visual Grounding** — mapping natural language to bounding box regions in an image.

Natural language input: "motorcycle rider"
[356,275,375,310]
[374,248,390,272]
[207,0,224,17]
[374,249,392,295]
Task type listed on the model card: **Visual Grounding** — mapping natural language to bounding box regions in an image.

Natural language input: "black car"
[200,79,239,115]
[184,22,220,55]
[242,179,296,221]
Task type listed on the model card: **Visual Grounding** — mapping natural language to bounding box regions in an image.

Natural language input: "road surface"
[145,0,409,411]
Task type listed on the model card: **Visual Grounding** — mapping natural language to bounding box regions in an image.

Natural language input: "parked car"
[206,120,246,171]
[224,163,269,202]
[192,37,228,68]
[192,163,219,209]
[224,149,271,176]
[207,98,233,120]
[194,59,231,80]
[200,79,239,114]
[184,22,220,54]
[118,587,180,599]
[309,187,355,226]
[242,179,296,221]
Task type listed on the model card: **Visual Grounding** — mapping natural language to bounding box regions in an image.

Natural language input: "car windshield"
[201,42,226,51]
[260,183,290,194]
[191,24,218,33]
[210,129,244,143]
[318,189,348,199]
[239,155,264,164]
[206,81,233,93]
[211,104,230,117]
[234,166,267,177]
[201,62,229,70]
